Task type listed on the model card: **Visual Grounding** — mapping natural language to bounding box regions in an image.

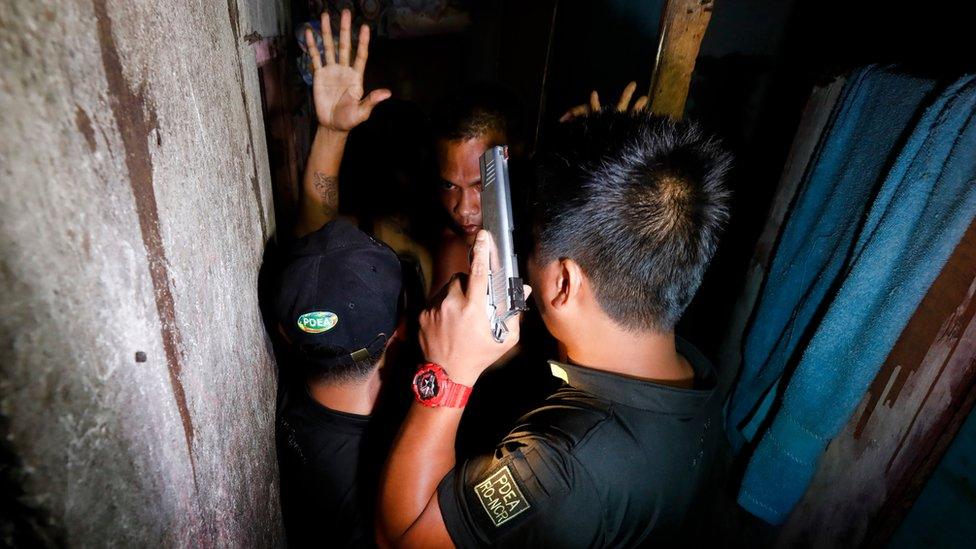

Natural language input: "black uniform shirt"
[278,387,384,548]
[437,339,723,548]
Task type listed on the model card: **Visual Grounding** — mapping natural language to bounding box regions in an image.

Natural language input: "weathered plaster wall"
[0,0,282,545]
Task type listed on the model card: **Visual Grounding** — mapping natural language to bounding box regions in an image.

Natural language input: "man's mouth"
[461,223,480,235]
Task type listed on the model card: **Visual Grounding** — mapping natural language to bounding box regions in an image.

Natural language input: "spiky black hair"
[532,110,732,331]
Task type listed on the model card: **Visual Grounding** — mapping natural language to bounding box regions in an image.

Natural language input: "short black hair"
[303,345,383,384]
[532,110,731,332]
[432,83,523,143]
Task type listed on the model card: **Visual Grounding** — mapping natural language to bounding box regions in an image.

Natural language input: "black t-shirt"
[277,387,385,548]
[437,339,723,548]
[456,311,562,459]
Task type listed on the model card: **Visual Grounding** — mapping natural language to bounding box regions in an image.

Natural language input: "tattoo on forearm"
[312,172,338,217]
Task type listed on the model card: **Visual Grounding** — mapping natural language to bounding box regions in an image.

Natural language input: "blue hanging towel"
[735,73,976,524]
[726,66,938,451]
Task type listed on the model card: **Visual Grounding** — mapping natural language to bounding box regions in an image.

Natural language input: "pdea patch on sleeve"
[473,464,531,527]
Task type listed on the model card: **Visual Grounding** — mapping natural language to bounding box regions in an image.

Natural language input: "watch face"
[416,370,439,401]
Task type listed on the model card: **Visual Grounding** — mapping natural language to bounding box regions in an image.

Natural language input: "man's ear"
[551,258,584,309]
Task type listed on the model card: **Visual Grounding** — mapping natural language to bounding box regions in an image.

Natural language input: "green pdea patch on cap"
[297,311,338,334]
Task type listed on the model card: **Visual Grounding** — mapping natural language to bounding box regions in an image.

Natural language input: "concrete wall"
[0,0,282,545]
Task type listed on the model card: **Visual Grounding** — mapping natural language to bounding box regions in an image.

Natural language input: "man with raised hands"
[274,9,400,549]
[293,9,391,238]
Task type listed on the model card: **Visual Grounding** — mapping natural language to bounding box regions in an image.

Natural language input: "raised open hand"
[304,9,391,132]
[559,81,649,122]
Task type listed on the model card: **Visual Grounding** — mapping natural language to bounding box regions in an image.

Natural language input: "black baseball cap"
[274,219,401,371]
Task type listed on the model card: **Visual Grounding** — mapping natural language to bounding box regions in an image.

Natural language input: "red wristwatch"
[412,363,473,408]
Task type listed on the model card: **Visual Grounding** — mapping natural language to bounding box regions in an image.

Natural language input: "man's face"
[435,135,500,239]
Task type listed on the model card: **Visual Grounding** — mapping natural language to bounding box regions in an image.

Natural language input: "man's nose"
[458,187,481,216]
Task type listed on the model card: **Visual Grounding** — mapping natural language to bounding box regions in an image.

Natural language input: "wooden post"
[648,0,715,118]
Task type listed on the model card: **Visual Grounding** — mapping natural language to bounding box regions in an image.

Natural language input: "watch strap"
[440,378,472,408]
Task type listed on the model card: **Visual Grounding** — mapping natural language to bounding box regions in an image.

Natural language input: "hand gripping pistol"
[479,146,527,343]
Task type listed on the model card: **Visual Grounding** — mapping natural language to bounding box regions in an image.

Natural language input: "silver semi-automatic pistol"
[480,146,526,343]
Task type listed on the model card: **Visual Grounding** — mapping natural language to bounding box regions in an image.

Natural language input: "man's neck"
[563,324,693,388]
[307,366,382,416]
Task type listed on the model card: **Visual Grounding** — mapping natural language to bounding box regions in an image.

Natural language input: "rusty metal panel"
[776,220,976,547]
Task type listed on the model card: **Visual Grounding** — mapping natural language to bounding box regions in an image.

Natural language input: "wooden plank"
[647,0,715,118]
[775,219,976,547]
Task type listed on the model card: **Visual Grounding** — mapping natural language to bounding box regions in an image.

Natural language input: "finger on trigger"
[589,90,601,111]
[617,81,637,111]
[304,27,321,70]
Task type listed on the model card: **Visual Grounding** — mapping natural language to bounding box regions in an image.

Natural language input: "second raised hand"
[304,9,391,131]
[558,81,649,123]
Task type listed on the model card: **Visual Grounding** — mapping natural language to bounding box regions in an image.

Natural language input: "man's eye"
[439,180,456,191]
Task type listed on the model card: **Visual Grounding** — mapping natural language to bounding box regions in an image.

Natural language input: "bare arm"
[298,130,345,237]
[376,404,461,548]
[376,232,529,547]
[295,9,391,237]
